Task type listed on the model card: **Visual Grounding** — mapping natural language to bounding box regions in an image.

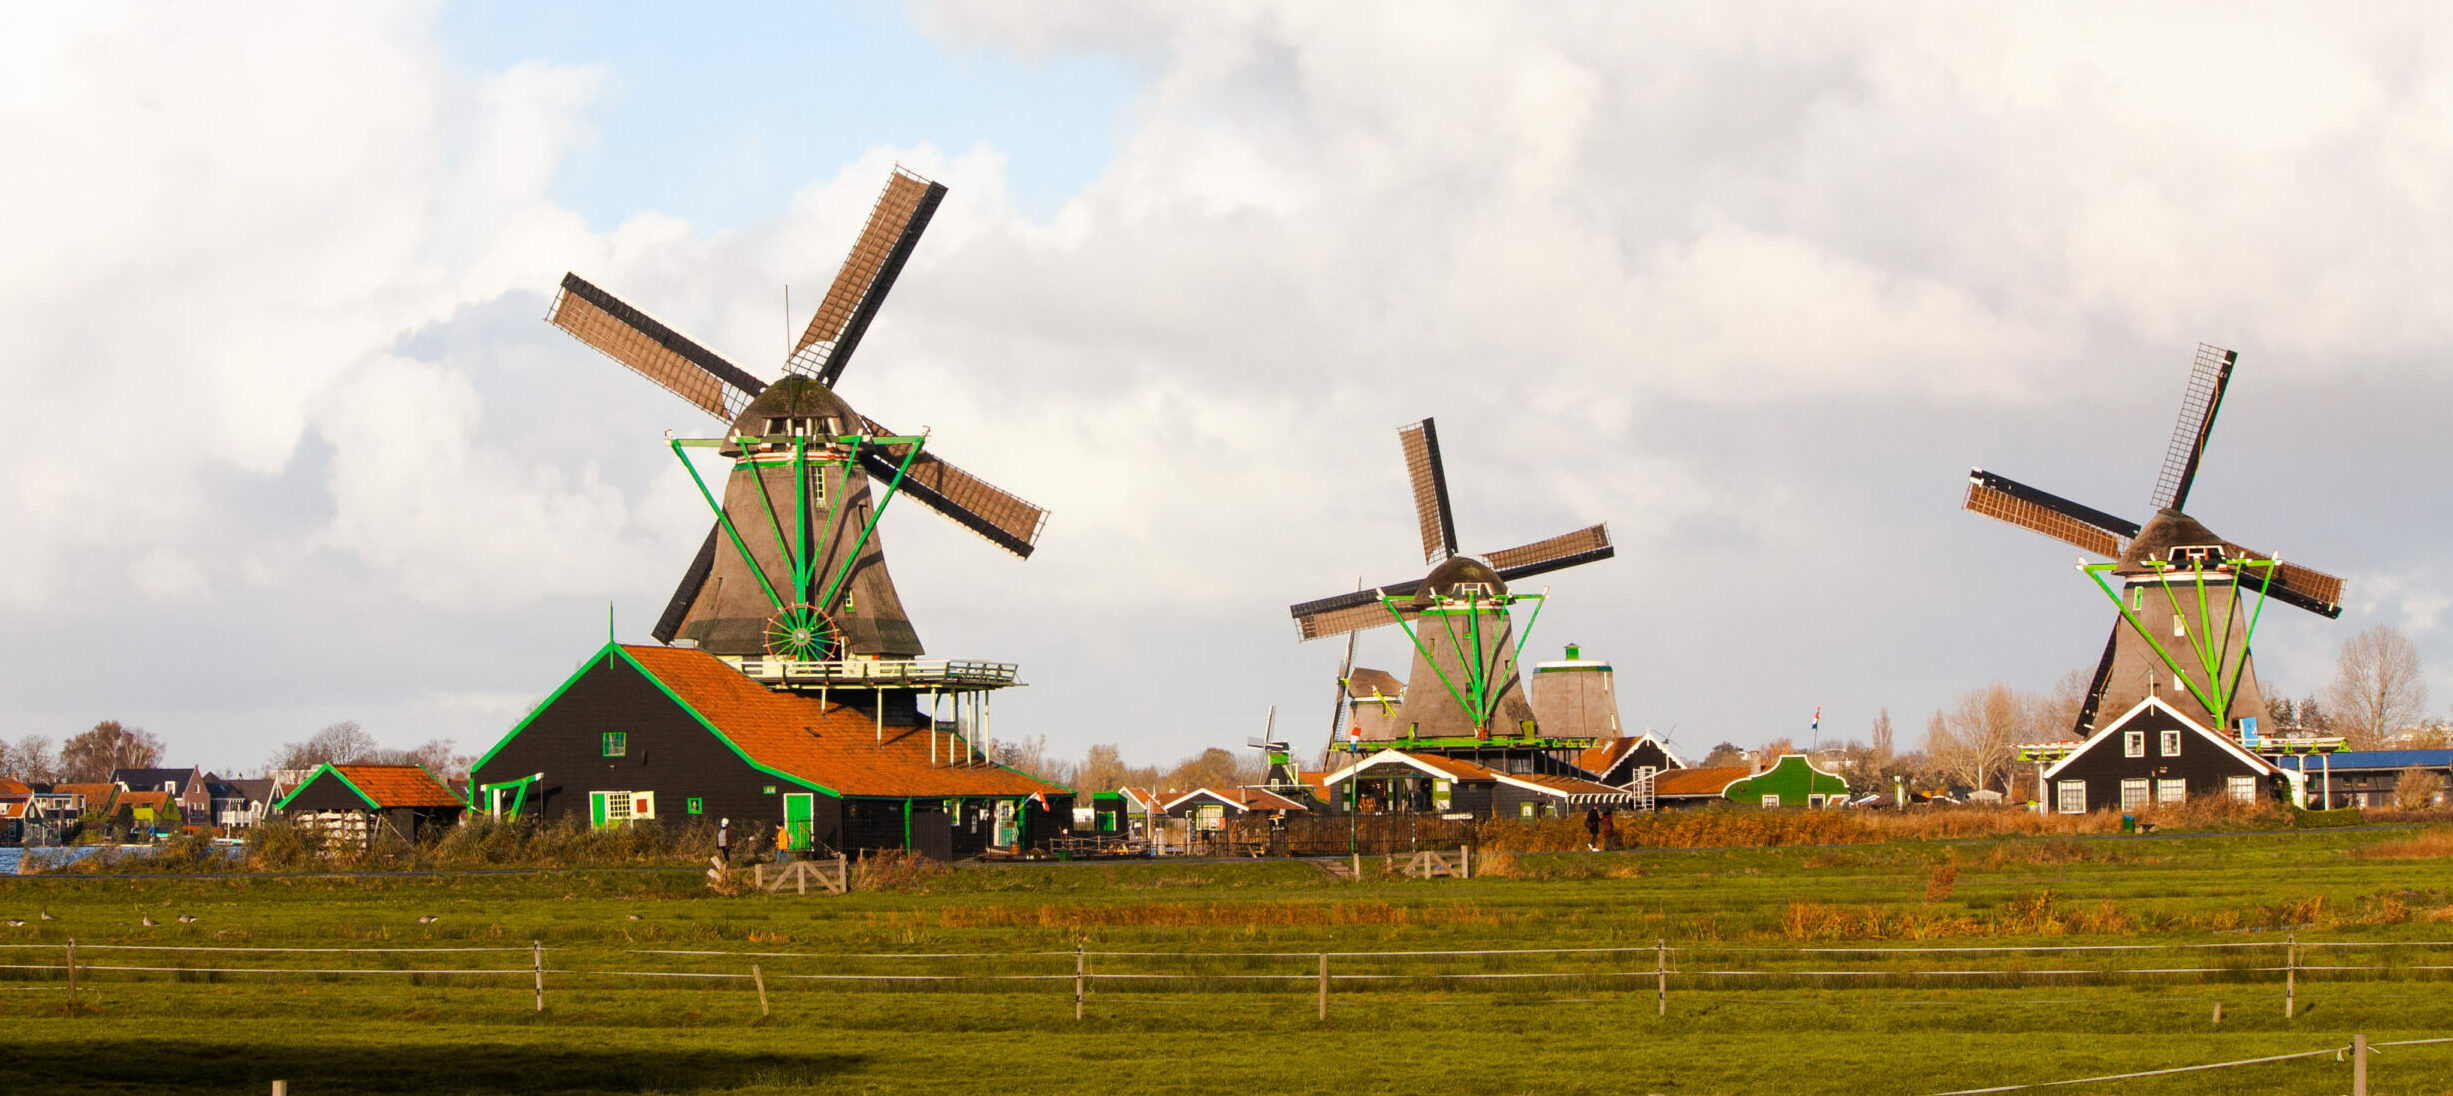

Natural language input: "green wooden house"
[1723,755,1849,808]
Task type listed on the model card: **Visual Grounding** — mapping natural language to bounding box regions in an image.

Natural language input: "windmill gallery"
[464,167,2358,860]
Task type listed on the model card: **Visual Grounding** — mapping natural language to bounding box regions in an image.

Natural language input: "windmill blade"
[550,273,767,421]
[1485,524,1613,582]
[2233,555,2345,619]
[1398,419,1459,565]
[855,418,1048,558]
[650,523,723,644]
[1964,469,2139,559]
[785,168,948,388]
[1290,581,1426,641]
[2149,344,2237,512]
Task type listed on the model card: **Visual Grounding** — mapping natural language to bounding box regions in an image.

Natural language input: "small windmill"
[1289,419,1614,744]
[1964,344,2343,738]
[549,167,1048,661]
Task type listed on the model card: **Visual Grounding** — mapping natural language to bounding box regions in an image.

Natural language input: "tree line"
[0,719,467,784]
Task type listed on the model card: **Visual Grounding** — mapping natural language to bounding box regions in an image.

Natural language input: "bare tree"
[1925,683,2032,793]
[1076,744,1127,793]
[8,735,59,783]
[368,738,471,777]
[2326,624,2429,750]
[58,720,163,783]
[1869,709,1894,759]
[267,721,378,771]
[1158,748,1244,794]
[2039,666,2093,738]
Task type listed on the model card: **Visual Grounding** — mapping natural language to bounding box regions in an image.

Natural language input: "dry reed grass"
[2351,827,2453,860]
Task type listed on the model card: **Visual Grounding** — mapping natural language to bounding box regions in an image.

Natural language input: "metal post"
[533,941,545,1012]
[2352,1033,2368,1096]
[753,964,770,1018]
[1317,953,1329,1022]
[1074,943,1086,1021]
[2285,932,2296,1019]
[1656,939,1667,1017]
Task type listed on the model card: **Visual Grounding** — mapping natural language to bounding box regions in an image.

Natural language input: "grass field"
[7,825,2453,1094]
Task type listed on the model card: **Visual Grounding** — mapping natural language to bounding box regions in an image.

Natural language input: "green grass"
[7,827,2453,1094]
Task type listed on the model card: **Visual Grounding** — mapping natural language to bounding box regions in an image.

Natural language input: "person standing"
[716,818,732,864]
[1583,806,1603,852]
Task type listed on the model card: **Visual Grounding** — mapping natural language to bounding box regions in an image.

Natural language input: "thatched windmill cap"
[2115,509,2253,575]
[720,376,863,456]
[1405,556,1509,609]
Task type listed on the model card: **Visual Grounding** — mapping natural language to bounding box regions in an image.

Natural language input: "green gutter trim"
[468,642,622,777]
[271,763,383,813]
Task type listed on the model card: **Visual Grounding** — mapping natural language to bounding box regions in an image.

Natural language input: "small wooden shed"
[275,764,466,845]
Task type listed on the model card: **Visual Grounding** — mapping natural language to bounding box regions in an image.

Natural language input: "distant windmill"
[548,167,1048,660]
[1964,344,2343,738]
[1288,419,1614,744]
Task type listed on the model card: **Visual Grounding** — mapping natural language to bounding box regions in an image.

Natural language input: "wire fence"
[8,934,2453,1010]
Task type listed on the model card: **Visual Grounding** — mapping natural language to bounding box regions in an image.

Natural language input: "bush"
[2293,807,2367,828]
[2395,767,2446,811]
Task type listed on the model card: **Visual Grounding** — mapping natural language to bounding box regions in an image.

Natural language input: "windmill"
[1288,419,1614,745]
[547,167,1048,663]
[1964,344,2343,739]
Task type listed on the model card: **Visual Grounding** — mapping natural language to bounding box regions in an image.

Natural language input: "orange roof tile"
[116,790,172,812]
[1654,766,1752,797]
[52,783,116,807]
[623,646,1067,799]
[330,765,463,809]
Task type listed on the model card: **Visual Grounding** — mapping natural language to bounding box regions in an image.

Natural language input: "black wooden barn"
[273,763,466,843]
[2039,696,2285,814]
[469,643,1071,859]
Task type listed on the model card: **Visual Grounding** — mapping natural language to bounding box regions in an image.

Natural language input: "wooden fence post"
[1074,943,1086,1021]
[1656,939,1667,1017]
[752,964,770,1018]
[2284,932,2296,1019]
[1459,844,1470,880]
[532,941,545,1012]
[64,938,75,1011]
[1317,953,1329,1022]
[2352,1033,2368,1096]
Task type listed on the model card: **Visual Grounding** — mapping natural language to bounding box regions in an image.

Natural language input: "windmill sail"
[550,273,767,420]
[787,168,948,387]
[651,523,723,644]
[856,418,1049,558]
[1485,524,1613,581]
[1963,469,2139,558]
[1399,419,1459,565]
[2149,344,2237,512]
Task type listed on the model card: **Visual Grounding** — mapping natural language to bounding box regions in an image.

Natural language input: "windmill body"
[1388,557,1538,741]
[1964,345,2342,745]
[665,377,923,658]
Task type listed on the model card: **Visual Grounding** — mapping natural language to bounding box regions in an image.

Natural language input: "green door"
[783,793,814,850]
[588,791,610,829]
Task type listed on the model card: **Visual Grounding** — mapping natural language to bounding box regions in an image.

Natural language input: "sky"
[4,2,2451,776]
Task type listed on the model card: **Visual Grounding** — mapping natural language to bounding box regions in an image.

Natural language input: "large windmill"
[1964,344,2343,740]
[1289,419,1613,746]
[548,167,1048,664]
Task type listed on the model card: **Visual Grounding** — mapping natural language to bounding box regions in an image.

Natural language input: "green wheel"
[763,603,841,662]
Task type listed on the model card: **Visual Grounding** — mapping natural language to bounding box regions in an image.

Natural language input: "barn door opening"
[993,799,1019,848]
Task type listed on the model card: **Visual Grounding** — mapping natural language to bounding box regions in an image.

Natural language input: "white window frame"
[2120,778,2150,811]
[1519,801,1535,819]
[2160,730,2182,758]
[1807,794,1825,808]
[630,791,656,820]
[2056,780,2086,814]
[2124,732,2145,758]
[2156,779,2186,805]
[2226,775,2257,802]
[1761,794,1781,808]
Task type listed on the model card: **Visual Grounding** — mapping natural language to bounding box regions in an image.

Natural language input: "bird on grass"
[2,919,23,928]
[625,913,643,921]
[139,914,158,927]
[176,914,198,924]
[415,915,439,924]
[38,907,53,921]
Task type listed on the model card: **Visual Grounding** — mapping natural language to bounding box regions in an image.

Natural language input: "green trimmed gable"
[1723,755,1848,808]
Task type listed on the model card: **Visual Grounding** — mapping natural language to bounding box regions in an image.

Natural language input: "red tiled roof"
[623,646,1067,799]
[330,765,463,809]
[1655,766,1752,797]
[53,783,116,808]
[116,790,172,813]
[0,778,30,797]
